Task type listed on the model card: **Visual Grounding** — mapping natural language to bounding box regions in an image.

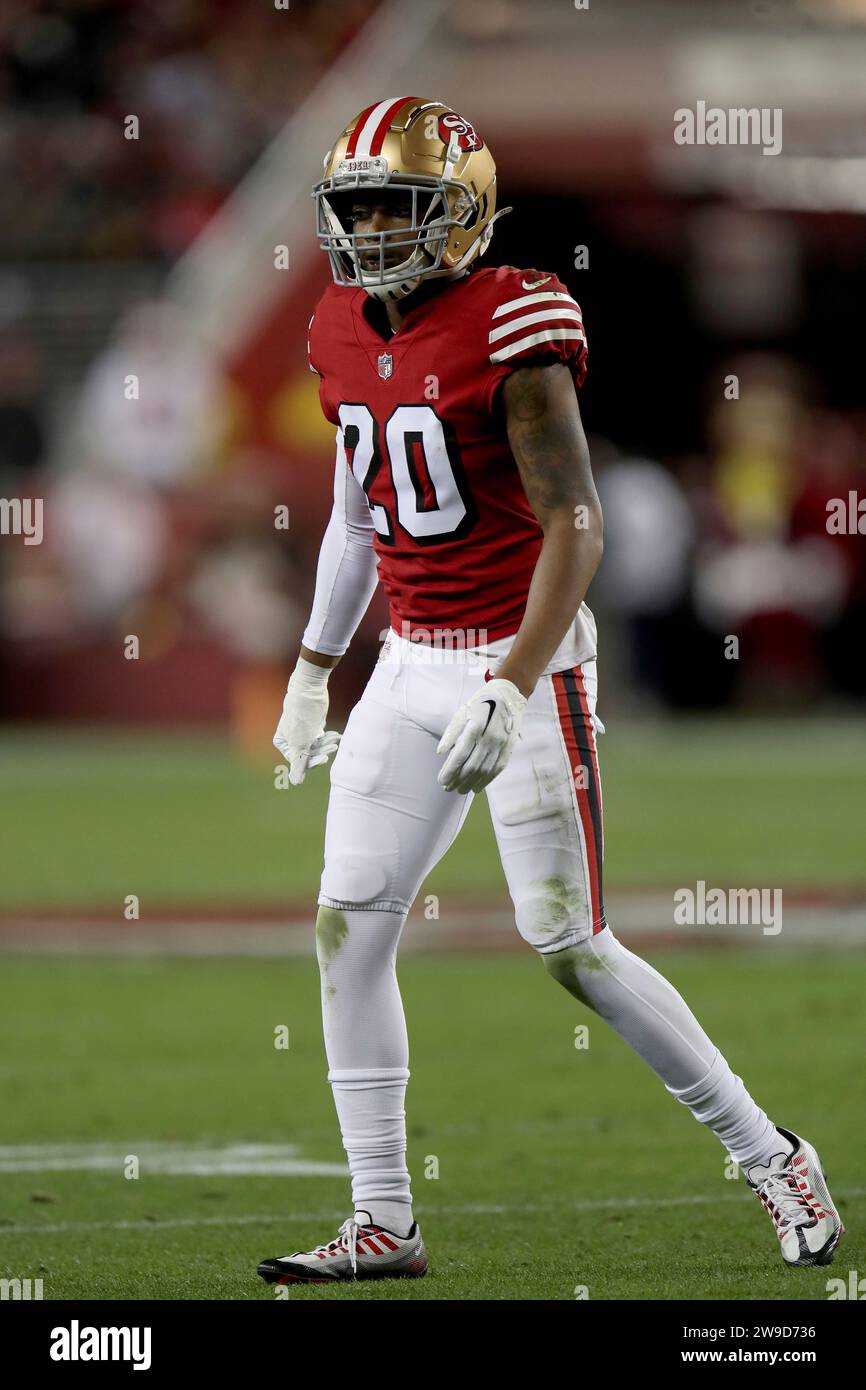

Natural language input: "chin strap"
[361,253,427,303]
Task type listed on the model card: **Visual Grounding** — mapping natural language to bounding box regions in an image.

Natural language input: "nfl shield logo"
[377,352,393,380]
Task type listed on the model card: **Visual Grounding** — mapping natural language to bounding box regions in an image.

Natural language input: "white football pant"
[313,633,784,1225]
[320,635,606,948]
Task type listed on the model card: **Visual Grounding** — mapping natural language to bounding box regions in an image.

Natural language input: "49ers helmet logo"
[437,111,484,152]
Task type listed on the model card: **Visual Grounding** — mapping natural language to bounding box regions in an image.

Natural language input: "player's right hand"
[273,662,341,786]
[436,677,527,794]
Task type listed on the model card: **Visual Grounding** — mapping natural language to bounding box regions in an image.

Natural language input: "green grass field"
[0,952,863,1300]
[1,719,863,1300]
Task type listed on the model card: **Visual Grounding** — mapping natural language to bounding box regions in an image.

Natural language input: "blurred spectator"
[50,467,168,627]
[788,411,866,697]
[188,532,305,664]
[693,358,852,703]
[707,354,809,542]
[0,0,381,259]
[596,453,694,700]
[0,328,46,484]
[75,299,228,488]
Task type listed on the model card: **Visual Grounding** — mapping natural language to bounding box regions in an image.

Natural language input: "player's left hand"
[436,678,528,794]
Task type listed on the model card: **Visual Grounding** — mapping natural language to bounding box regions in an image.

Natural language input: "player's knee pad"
[319,801,408,913]
[513,874,594,955]
[319,852,392,908]
[319,783,411,911]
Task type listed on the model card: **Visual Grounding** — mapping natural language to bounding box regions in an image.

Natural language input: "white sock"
[666,1053,794,1172]
[354,1201,414,1237]
[317,906,414,1220]
[545,927,786,1168]
[328,1065,414,1217]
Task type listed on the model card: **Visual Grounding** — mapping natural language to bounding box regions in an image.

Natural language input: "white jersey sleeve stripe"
[489,306,583,344]
[489,327,586,364]
[492,290,579,319]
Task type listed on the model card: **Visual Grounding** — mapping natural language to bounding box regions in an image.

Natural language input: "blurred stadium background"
[1,0,865,1300]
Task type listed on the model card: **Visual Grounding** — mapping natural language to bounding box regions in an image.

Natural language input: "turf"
[1,717,865,909]
[0,951,863,1300]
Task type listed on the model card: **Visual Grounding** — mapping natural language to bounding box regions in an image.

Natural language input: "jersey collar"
[357,268,472,344]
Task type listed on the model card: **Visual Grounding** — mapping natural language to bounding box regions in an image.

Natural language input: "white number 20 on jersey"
[338,402,476,545]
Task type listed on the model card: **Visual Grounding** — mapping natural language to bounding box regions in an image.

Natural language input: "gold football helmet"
[314,97,508,301]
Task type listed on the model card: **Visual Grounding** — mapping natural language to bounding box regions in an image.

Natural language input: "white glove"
[436,677,527,794]
[274,657,341,786]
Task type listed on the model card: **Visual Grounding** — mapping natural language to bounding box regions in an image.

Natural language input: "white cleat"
[745,1126,844,1267]
[257,1210,428,1284]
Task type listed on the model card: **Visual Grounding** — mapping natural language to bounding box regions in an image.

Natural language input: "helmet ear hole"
[463,191,486,233]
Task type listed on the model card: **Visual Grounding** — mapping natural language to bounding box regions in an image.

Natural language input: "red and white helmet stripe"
[345,96,419,158]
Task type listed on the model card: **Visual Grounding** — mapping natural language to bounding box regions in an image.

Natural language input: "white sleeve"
[301,436,380,657]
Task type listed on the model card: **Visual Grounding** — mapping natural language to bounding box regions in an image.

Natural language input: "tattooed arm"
[495,363,603,698]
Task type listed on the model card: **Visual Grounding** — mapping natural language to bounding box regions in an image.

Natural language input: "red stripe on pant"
[573,666,604,850]
[552,666,605,933]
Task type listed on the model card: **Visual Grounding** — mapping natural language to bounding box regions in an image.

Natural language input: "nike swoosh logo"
[522,276,552,289]
[481,700,496,732]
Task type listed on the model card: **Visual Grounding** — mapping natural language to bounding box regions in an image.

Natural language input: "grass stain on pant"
[541,940,607,1009]
[316,907,349,1000]
[525,876,589,940]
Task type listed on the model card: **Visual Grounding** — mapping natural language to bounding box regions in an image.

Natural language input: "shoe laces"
[309,1217,363,1274]
[755,1167,815,1233]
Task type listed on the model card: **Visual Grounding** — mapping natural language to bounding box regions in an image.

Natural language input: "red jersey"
[308,265,587,643]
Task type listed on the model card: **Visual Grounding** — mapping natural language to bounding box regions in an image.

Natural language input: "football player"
[257,98,842,1285]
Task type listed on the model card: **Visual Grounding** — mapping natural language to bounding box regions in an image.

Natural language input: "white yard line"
[0,1142,345,1178]
[3,1190,864,1238]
